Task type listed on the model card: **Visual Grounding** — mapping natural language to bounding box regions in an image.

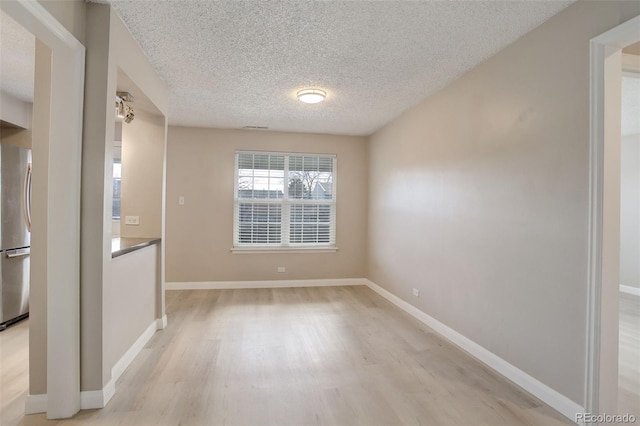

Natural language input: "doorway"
[586,15,640,417]
[0,1,85,420]
[0,9,34,425]
[618,44,640,417]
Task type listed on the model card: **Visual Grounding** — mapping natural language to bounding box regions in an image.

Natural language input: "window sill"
[231,246,338,254]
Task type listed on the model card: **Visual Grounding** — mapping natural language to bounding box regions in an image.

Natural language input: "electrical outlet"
[178,196,185,205]
[125,215,140,225]
[412,288,420,297]
[277,267,286,273]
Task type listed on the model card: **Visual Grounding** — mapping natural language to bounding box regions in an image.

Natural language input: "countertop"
[111,237,161,258]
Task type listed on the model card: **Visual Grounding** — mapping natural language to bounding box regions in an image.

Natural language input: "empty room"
[0,0,639,425]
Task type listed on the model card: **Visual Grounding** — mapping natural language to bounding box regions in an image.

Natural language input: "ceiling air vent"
[242,126,269,130]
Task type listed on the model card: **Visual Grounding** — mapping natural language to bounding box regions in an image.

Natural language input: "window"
[234,151,336,250]
[112,161,122,219]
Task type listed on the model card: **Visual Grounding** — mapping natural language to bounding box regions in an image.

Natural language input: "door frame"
[586,14,640,416]
[0,0,85,419]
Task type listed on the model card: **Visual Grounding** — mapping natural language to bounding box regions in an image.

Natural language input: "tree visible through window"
[234,152,336,248]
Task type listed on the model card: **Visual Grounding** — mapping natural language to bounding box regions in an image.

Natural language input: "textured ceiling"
[95,0,575,136]
[1,2,635,137]
[0,10,35,103]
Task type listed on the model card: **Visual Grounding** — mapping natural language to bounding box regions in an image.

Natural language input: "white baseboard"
[364,279,583,423]
[156,314,168,330]
[26,386,116,415]
[26,279,582,422]
[620,285,640,297]
[80,382,114,410]
[25,394,47,415]
[111,319,159,385]
[25,317,165,415]
[166,278,367,290]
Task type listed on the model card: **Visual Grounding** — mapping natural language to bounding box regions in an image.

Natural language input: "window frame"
[232,150,338,253]
[112,160,122,220]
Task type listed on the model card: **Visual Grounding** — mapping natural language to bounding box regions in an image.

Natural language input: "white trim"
[231,246,338,254]
[236,149,337,158]
[620,285,640,297]
[585,36,606,419]
[111,320,158,384]
[0,0,86,419]
[166,278,366,290]
[25,383,117,415]
[586,14,640,416]
[25,394,48,415]
[24,318,165,414]
[622,53,640,73]
[156,314,168,330]
[234,152,337,248]
[0,0,82,51]
[364,279,584,423]
[79,384,114,411]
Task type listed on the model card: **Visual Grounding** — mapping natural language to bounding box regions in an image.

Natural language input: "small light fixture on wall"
[296,88,327,104]
[115,91,135,123]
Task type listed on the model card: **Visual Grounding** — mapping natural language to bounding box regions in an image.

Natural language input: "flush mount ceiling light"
[296,88,327,104]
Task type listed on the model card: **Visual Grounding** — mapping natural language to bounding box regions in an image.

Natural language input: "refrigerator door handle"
[23,162,32,232]
[6,248,30,258]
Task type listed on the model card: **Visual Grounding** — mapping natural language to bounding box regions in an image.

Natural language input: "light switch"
[179,196,185,205]
[125,215,140,225]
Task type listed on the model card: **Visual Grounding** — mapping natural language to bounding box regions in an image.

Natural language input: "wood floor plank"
[0,319,29,426]
[4,286,580,425]
[619,291,640,418]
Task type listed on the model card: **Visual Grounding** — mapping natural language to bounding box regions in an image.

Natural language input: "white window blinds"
[234,152,336,248]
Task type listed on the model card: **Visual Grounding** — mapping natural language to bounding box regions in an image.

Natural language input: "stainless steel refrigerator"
[0,143,31,331]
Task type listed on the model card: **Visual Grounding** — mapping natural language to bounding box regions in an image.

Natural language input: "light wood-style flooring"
[619,291,640,417]
[0,318,29,426]
[3,286,574,425]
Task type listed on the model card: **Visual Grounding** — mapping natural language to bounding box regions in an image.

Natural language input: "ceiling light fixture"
[115,91,135,123]
[297,88,327,104]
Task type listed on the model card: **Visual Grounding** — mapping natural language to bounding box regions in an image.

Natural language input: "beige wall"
[26,2,86,397]
[620,134,640,288]
[15,0,88,406]
[367,0,640,406]
[0,91,32,130]
[23,0,168,396]
[82,2,168,391]
[81,3,111,391]
[0,91,32,148]
[29,39,53,397]
[166,127,368,283]
[38,0,86,45]
[121,110,164,238]
[0,127,32,149]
